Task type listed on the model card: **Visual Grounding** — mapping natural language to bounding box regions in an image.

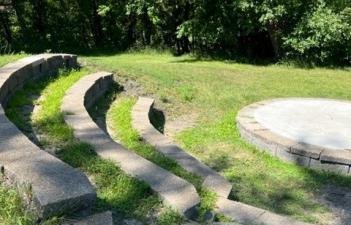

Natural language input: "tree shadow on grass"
[169,56,272,67]
[88,86,203,190]
[169,55,351,71]
[75,47,351,70]
[4,69,164,223]
[57,142,160,221]
[88,82,124,133]
[85,71,350,224]
[4,69,70,148]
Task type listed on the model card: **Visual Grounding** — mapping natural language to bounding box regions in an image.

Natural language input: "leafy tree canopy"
[0,0,350,65]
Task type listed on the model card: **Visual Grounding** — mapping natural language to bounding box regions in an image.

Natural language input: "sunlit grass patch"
[31,70,163,221]
[6,69,165,222]
[95,93,217,222]
[32,70,87,145]
[106,97,202,187]
[0,54,27,67]
[83,52,351,224]
[0,182,61,225]
[0,183,34,225]
[178,113,343,223]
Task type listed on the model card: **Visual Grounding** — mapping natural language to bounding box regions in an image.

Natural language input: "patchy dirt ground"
[117,76,145,97]
[163,113,198,139]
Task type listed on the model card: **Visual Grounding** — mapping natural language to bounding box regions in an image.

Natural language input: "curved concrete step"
[61,72,200,218]
[0,54,96,218]
[215,197,311,225]
[132,97,312,225]
[131,97,232,198]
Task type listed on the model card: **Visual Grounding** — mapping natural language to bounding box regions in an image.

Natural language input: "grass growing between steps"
[83,51,351,224]
[89,90,218,223]
[5,69,185,224]
[0,183,34,225]
[105,97,202,187]
[0,182,61,225]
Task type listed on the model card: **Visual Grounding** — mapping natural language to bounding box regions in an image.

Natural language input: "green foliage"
[198,190,217,223]
[155,208,184,225]
[1,0,350,64]
[177,85,196,102]
[284,4,351,64]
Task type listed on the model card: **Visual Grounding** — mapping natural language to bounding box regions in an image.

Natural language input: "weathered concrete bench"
[132,97,312,225]
[132,97,232,198]
[61,72,200,218]
[0,54,96,218]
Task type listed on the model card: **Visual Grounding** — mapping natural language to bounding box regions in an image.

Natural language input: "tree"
[0,0,350,65]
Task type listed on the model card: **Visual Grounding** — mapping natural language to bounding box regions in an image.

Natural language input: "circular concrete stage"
[237,98,351,175]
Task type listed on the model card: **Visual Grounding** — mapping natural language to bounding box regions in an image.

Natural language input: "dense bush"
[284,5,351,64]
[0,0,350,65]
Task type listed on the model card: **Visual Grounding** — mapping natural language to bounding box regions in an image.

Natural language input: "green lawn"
[92,93,217,222]
[5,69,191,225]
[82,51,351,224]
[0,184,34,225]
[0,54,27,67]
[2,52,351,224]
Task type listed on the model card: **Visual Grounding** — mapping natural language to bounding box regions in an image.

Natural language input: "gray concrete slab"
[254,98,351,150]
[237,98,351,174]
[61,72,200,218]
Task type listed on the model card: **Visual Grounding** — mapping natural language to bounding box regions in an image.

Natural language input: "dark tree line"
[0,0,350,64]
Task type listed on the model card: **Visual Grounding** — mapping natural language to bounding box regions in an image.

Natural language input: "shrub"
[284,4,351,65]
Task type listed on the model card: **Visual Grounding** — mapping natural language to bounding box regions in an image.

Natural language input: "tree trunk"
[127,15,136,46]
[267,23,280,59]
[32,0,45,34]
[141,6,151,45]
[91,0,103,46]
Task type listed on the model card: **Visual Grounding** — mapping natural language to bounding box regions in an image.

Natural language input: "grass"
[0,183,34,225]
[0,53,60,225]
[2,51,351,224]
[5,68,193,224]
[0,183,61,225]
[104,96,202,187]
[0,54,27,67]
[89,89,217,223]
[82,51,351,224]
